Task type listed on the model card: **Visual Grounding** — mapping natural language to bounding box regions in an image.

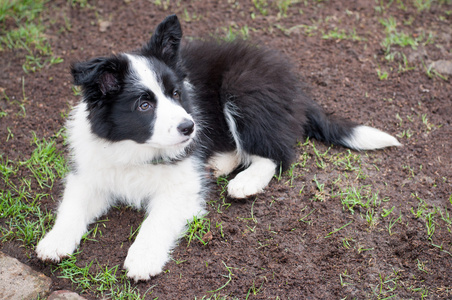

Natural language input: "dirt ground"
[1,0,451,299]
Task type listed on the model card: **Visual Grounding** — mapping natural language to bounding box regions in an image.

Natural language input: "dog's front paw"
[36,230,79,262]
[124,242,169,281]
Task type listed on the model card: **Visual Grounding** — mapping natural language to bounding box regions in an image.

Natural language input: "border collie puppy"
[36,15,400,280]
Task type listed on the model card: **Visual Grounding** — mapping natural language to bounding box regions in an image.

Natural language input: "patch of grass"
[331,150,362,173]
[55,252,153,299]
[21,132,68,189]
[1,131,67,246]
[0,0,63,72]
[0,188,55,246]
[333,185,379,215]
[379,16,432,58]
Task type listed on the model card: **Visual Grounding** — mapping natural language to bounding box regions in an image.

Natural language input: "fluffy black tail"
[304,102,401,151]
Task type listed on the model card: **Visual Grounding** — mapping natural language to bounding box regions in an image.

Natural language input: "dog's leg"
[124,162,205,281]
[208,151,241,177]
[124,195,204,281]
[36,173,110,261]
[227,155,277,199]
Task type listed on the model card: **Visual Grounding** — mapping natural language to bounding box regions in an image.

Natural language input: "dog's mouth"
[144,132,195,149]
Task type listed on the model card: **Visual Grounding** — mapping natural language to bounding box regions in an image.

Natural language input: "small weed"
[209,176,231,213]
[325,220,353,238]
[285,162,299,186]
[312,175,327,202]
[299,206,316,223]
[185,215,211,247]
[387,213,402,236]
[311,141,330,169]
[416,259,429,273]
[332,150,361,172]
[376,67,389,80]
[245,278,266,299]
[413,0,433,11]
[208,261,235,293]
[371,270,400,299]
[396,129,414,139]
[220,24,250,42]
[322,27,365,41]
[252,0,269,16]
[333,185,377,215]
[215,221,225,239]
[366,208,379,228]
[410,194,428,219]
[339,269,353,287]
[153,0,170,10]
[381,206,395,218]
[423,60,448,80]
[68,0,90,8]
[276,0,298,18]
[128,222,141,241]
[342,237,355,249]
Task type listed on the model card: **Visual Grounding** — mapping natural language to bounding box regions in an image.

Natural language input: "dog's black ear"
[142,14,182,67]
[71,56,124,97]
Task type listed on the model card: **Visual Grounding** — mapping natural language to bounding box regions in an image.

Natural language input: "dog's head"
[71,15,195,155]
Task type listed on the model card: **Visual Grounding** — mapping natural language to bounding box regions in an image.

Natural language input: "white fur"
[36,102,205,281]
[208,151,241,177]
[227,155,277,198]
[127,54,196,148]
[341,125,402,150]
[224,102,250,166]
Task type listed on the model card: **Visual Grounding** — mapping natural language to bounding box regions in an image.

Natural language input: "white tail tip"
[342,125,402,151]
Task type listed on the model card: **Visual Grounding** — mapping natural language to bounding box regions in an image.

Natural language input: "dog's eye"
[138,101,153,111]
[172,90,180,100]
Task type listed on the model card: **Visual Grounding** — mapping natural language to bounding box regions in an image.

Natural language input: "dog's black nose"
[177,119,195,136]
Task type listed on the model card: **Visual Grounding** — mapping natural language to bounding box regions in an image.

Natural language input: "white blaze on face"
[126,54,195,148]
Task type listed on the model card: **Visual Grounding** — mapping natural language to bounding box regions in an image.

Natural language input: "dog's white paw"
[36,230,79,262]
[227,156,276,199]
[124,242,169,281]
[227,174,265,199]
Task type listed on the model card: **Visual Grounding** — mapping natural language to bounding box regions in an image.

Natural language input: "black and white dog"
[36,15,400,280]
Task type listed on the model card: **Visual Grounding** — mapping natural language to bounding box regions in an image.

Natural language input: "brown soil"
[1,0,451,299]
